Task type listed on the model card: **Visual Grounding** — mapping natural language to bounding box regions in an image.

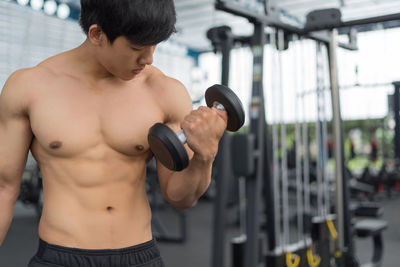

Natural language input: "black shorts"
[28,238,165,267]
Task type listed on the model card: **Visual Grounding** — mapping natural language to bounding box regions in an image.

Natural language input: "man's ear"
[88,24,105,46]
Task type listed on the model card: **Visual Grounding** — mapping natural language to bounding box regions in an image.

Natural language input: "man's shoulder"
[145,66,192,123]
[1,65,57,112]
[4,68,39,95]
[146,66,187,95]
[6,65,56,89]
[4,66,52,93]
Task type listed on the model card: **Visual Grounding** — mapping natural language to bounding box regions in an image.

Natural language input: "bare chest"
[29,84,164,158]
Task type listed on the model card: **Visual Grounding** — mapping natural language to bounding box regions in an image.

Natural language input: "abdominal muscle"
[36,155,153,250]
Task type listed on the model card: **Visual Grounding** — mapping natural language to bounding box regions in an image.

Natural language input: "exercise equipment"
[393,82,400,161]
[148,84,245,171]
[206,25,238,267]
[230,175,247,267]
[19,163,43,219]
[310,41,338,267]
[354,219,388,266]
[267,29,314,267]
[208,3,395,267]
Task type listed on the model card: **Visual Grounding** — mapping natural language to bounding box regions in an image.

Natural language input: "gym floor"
[1,196,399,267]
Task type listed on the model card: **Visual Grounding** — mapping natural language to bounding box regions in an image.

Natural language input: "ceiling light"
[57,3,70,19]
[30,0,44,10]
[44,0,57,15]
[17,0,29,6]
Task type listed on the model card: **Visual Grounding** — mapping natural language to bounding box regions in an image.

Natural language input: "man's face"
[98,36,156,81]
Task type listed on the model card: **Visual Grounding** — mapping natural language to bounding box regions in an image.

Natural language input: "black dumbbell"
[148,84,245,171]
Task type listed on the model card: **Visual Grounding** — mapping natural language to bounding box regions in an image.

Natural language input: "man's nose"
[139,46,155,65]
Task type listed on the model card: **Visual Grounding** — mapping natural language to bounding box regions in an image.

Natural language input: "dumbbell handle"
[176,102,225,144]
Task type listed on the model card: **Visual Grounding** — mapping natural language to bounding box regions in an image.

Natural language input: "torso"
[28,51,171,249]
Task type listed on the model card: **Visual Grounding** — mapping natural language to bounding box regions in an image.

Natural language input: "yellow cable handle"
[326,219,338,240]
[335,250,342,258]
[307,248,321,267]
[286,252,300,267]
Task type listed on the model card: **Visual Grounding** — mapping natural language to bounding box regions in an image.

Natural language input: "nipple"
[49,141,62,149]
[136,145,144,151]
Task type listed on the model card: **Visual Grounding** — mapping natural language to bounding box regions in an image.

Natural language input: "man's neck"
[72,40,118,82]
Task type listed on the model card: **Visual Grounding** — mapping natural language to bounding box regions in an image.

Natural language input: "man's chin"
[117,72,140,81]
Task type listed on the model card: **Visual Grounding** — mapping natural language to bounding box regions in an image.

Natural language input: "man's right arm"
[0,70,34,245]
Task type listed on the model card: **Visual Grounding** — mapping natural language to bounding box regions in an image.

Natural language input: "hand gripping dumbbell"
[148,84,245,171]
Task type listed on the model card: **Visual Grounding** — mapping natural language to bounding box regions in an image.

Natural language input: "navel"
[136,145,144,151]
[106,206,114,212]
[49,141,62,149]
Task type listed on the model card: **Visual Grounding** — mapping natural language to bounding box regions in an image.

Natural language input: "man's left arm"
[154,78,227,210]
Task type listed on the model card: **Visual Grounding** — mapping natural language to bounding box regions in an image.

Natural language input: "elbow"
[0,180,21,203]
[165,190,198,211]
[171,200,197,211]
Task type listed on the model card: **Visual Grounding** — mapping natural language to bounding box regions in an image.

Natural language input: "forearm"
[165,155,213,210]
[0,184,19,245]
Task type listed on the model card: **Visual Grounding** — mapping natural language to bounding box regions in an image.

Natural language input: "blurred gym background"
[1,0,400,266]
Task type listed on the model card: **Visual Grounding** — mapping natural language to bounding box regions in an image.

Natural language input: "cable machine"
[209,1,398,266]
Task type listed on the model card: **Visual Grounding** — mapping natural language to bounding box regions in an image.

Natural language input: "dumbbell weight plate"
[148,123,189,171]
[205,84,245,132]
[149,85,245,172]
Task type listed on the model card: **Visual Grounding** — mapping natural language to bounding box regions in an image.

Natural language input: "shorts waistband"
[34,238,162,267]
[37,238,156,256]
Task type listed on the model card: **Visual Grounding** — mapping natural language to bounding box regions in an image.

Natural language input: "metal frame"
[207,25,235,267]
[245,21,267,267]
[327,29,358,266]
[211,1,400,267]
[207,22,268,267]
[215,0,400,51]
[216,0,400,34]
[392,82,400,162]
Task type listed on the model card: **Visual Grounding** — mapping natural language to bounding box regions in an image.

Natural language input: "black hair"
[79,0,176,45]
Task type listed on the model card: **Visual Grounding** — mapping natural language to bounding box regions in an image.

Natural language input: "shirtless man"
[0,1,227,266]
